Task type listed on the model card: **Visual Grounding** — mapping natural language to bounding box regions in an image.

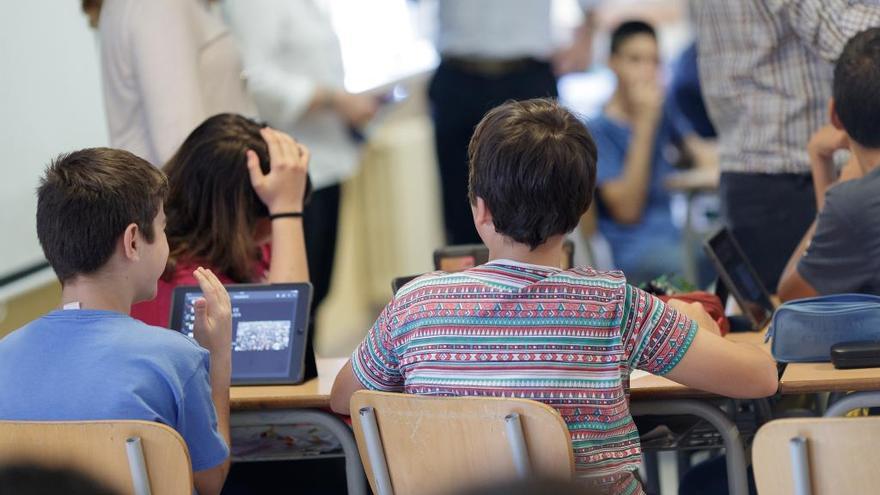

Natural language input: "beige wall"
[0,281,61,338]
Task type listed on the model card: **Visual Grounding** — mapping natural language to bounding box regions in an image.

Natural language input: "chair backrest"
[753,417,880,495]
[350,391,574,495]
[0,420,192,495]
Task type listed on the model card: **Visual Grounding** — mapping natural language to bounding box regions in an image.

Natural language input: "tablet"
[169,283,312,385]
[703,228,775,329]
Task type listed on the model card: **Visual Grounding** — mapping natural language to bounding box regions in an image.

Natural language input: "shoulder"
[121,317,211,371]
[394,271,471,302]
[552,266,629,294]
[585,113,615,135]
[0,320,38,352]
[822,176,871,228]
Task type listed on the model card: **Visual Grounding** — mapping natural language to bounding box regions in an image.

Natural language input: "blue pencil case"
[767,294,880,362]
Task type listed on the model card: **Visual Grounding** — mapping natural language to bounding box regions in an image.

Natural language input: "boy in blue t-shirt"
[588,21,715,284]
[0,148,233,495]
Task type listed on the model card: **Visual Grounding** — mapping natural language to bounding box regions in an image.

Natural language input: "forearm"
[307,86,340,115]
[267,217,310,283]
[209,354,231,445]
[602,117,657,223]
[684,135,719,171]
[208,353,232,481]
[809,152,835,210]
[778,221,817,297]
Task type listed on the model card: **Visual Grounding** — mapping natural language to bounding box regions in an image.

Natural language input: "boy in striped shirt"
[331,98,777,494]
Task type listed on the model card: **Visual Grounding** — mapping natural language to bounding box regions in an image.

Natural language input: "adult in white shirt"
[89,0,256,166]
[223,0,378,313]
[430,0,597,245]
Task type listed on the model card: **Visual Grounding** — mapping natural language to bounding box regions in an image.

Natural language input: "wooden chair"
[350,390,574,495]
[753,416,880,495]
[0,420,193,495]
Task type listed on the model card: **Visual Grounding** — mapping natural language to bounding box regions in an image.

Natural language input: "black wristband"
[269,212,303,221]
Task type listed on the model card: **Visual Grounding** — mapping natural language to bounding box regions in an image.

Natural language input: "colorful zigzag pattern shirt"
[352,260,698,494]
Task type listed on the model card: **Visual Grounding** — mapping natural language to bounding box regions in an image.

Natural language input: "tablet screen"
[706,229,775,327]
[178,287,304,381]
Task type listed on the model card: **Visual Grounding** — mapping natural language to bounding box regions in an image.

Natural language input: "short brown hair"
[36,148,168,282]
[468,98,597,249]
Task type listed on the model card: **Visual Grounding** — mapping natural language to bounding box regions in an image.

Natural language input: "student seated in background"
[0,149,233,495]
[131,114,310,328]
[587,21,716,284]
[331,99,777,494]
[778,28,880,301]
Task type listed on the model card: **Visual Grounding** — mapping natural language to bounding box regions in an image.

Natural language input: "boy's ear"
[122,223,141,262]
[473,197,494,227]
[829,98,845,131]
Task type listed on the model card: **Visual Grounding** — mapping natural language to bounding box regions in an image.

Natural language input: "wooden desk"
[780,363,880,394]
[664,169,720,192]
[630,331,770,400]
[629,330,770,495]
[229,359,367,495]
[780,361,880,417]
[231,380,328,411]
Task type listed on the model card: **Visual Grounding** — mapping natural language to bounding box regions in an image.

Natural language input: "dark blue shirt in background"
[799,166,880,295]
[587,108,691,280]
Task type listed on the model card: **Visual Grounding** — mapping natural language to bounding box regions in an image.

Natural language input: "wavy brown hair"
[162,114,271,283]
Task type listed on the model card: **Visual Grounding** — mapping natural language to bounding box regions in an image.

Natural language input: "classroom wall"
[0,2,108,281]
[0,280,61,338]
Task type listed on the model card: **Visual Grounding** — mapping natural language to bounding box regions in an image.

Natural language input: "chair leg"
[125,437,152,495]
[789,436,812,495]
[358,407,394,495]
[642,450,661,495]
[504,413,532,478]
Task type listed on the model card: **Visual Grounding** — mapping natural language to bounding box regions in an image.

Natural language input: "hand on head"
[245,128,310,214]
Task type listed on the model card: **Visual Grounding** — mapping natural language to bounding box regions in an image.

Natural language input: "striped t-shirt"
[352,260,697,494]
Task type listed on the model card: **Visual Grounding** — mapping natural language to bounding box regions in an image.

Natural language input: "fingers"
[277,131,299,167]
[192,267,217,303]
[261,127,282,169]
[192,267,229,310]
[245,149,263,187]
[193,297,208,326]
[296,142,310,170]
[261,127,304,170]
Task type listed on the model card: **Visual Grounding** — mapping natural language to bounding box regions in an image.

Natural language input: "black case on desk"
[831,341,880,369]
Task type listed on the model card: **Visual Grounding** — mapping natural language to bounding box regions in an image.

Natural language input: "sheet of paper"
[630,370,652,381]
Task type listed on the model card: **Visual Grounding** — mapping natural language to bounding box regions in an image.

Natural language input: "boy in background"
[587,21,716,284]
[779,28,880,301]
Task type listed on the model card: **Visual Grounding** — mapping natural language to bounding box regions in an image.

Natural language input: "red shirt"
[132,246,271,328]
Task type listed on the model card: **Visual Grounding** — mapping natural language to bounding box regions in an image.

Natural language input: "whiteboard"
[0,2,108,282]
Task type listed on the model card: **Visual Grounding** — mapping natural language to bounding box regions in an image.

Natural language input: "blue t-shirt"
[587,110,688,274]
[0,309,228,471]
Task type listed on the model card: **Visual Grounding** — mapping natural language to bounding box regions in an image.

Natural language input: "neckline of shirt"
[484,258,563,273]
[45,309,129,319]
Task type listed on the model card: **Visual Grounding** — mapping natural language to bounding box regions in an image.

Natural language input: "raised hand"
[246,128,310,214]
[191,267,233,353]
